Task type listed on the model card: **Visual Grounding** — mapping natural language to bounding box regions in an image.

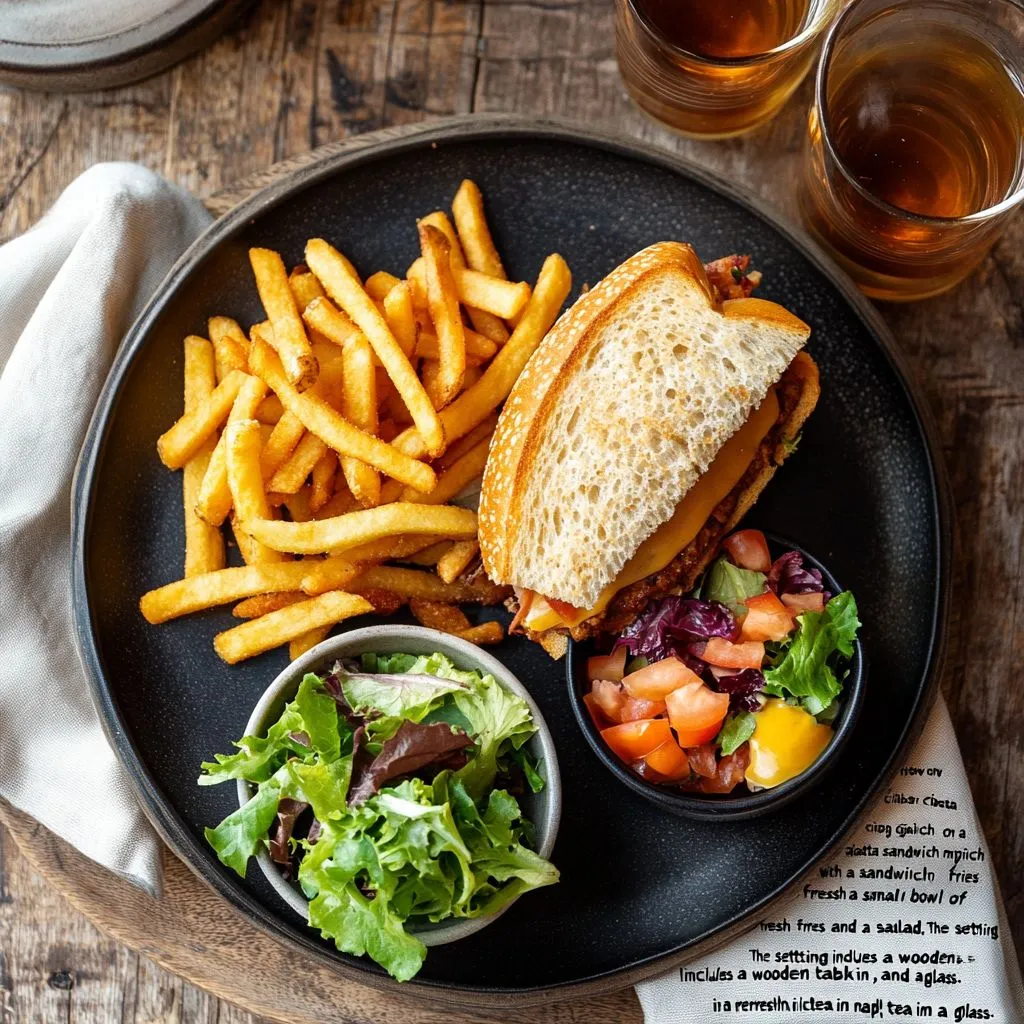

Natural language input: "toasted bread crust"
[521,351,820,649]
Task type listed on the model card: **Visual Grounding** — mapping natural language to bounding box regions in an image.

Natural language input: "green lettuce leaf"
[763,592,861,714]
[716,712,756,755]
[204,783,282,877]
[703,558,767,615]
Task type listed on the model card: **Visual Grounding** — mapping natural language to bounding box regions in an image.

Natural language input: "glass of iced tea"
[615,0,843,138]
[799,0,1024,301]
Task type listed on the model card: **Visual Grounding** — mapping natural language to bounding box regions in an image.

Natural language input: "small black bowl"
[566,533,866,821]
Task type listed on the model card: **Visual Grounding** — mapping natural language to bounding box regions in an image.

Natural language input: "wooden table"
[0,1,1021,1020]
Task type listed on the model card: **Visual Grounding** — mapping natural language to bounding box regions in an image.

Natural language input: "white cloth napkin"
[637,697,1024,1023]
[0,163,211,896]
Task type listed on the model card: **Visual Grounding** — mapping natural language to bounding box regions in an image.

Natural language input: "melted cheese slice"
[524,387,780,632]
[745,699,832,789]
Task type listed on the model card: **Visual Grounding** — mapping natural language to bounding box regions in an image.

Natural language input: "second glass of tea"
[615,0,843,138]
[799,0,1024,301]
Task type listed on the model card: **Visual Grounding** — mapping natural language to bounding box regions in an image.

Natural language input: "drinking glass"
[799,0,1024,301]
[615,0,843,139]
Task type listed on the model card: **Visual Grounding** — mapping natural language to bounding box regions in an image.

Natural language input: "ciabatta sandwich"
[478,242,819,658]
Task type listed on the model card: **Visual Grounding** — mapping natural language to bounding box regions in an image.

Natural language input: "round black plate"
[72,117,950,1003]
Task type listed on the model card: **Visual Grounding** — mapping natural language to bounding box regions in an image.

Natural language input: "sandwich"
[478,241,819,658]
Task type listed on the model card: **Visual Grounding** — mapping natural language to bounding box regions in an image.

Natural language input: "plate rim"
[70,113,953,1006]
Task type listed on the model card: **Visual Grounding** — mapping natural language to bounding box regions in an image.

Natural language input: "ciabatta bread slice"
[478,241,811,609]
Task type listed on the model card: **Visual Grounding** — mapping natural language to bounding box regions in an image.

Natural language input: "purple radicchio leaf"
[713,668,767,713]
[767,551,824,596]
[347,720,473,806]
[615,596,738,664]
[268,797,309,875]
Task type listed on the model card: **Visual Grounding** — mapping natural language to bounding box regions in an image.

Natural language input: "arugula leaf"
[763,592,861,714]
[204,783,282,876]
[716,712,756,755]
[702,557,767,615]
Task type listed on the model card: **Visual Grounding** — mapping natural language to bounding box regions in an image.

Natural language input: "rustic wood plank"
[0,0,1020,1020]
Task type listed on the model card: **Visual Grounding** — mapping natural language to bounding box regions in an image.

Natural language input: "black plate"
[72,117,950,1004]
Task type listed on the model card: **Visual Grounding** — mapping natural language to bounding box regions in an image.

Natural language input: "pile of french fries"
[140,180,572,664]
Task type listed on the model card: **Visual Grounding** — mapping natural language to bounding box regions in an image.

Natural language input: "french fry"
[247,502,477,555]
[255,393,285,424]
[182,336,225,577]
[382,280,417,359]
[313,487,362,520]
[305,239,445,458]
[208,317,249,381]
[452,179,507,280]
[283,487,313,523]
[230,513,263,565]
[233,592,306,619]
[290,624,333,661]
[350,565,508,604]
[310,450,338,512]
[436,414,497,470]
[408,256,529,320]
[365,271,402,302]
[420,359,445,410]
[140,561,312,624]
[436,539,479,584]
[457,621,504,646]
[409,598,472,634]
[400,436,489,505]
[402,540,453,566]
[213,590,373,664]
[260,410,306,480]
[288,267,325,311]
[418,211,509,344]
[249,335,436,493]
[298,555,362,596]
[340,333,381,508]
[157,369,247,469]
[268,431,328,494]
[301,296,361,351]
[415,328,496,364]
[249,248,319,391]
[336,533,439,565]
[460,363,482,394]
[378,479,403,505]
[358,588,407,616]
[195,374,269,526]
[226,419,286,563]
[390,254,571,459]
[418,223,465,407]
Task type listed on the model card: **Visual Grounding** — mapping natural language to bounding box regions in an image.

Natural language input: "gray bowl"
[237,624,561,947]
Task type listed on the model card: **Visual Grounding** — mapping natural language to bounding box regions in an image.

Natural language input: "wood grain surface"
[0,0,1021,1021]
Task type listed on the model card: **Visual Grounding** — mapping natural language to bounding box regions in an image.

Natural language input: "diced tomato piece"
[739,590,796,642]
[723,529,772,572]
[590,678,626,723]
[622,657,702,700]
[696,743,750,794]
[645,739,691,781]
[631,759,668,784]
[620,695,667,722]
[587,647,627,683]
[548,597,582,620]
[781,591,826,614]
[582,692,612,729]
[703,637,766,670]
[687,743,719,778]
[665,682,730,747]
[601,719,672,761]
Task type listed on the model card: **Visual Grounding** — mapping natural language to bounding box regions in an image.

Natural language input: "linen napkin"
[637,696,1024,1023]
[0,163,211,895]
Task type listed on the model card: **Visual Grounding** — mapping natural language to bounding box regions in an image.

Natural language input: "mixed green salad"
[199,652,558,981]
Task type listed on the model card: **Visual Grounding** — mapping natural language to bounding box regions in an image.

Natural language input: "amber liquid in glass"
[802,21,1024,298]
[636,0,810,59]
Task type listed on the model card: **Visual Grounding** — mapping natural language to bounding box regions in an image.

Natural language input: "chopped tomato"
[548,597,582,620]
[665,682,729,747]
[590,678,626,722]
[644,739,691,780]
[582,692,613,729]
[687,743,719,778]
[739,590,796,642]
[587,647,627,683]
[631,759,668,784]
[601,718,672,761]
[620,695,667,722]
[723,529,771,572]
[622,657,702,700]
[695,743,750,794]
[781,591,826,614]
[703,636,766,670]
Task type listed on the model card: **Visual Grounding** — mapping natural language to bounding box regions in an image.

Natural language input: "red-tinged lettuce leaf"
[767,550,824,595]
[348,721,473,806]
[269,797,309,873]
[615,596,738,664]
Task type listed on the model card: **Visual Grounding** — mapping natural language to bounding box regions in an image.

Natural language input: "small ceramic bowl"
[239,624,562,946]
[566,534,866,821]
